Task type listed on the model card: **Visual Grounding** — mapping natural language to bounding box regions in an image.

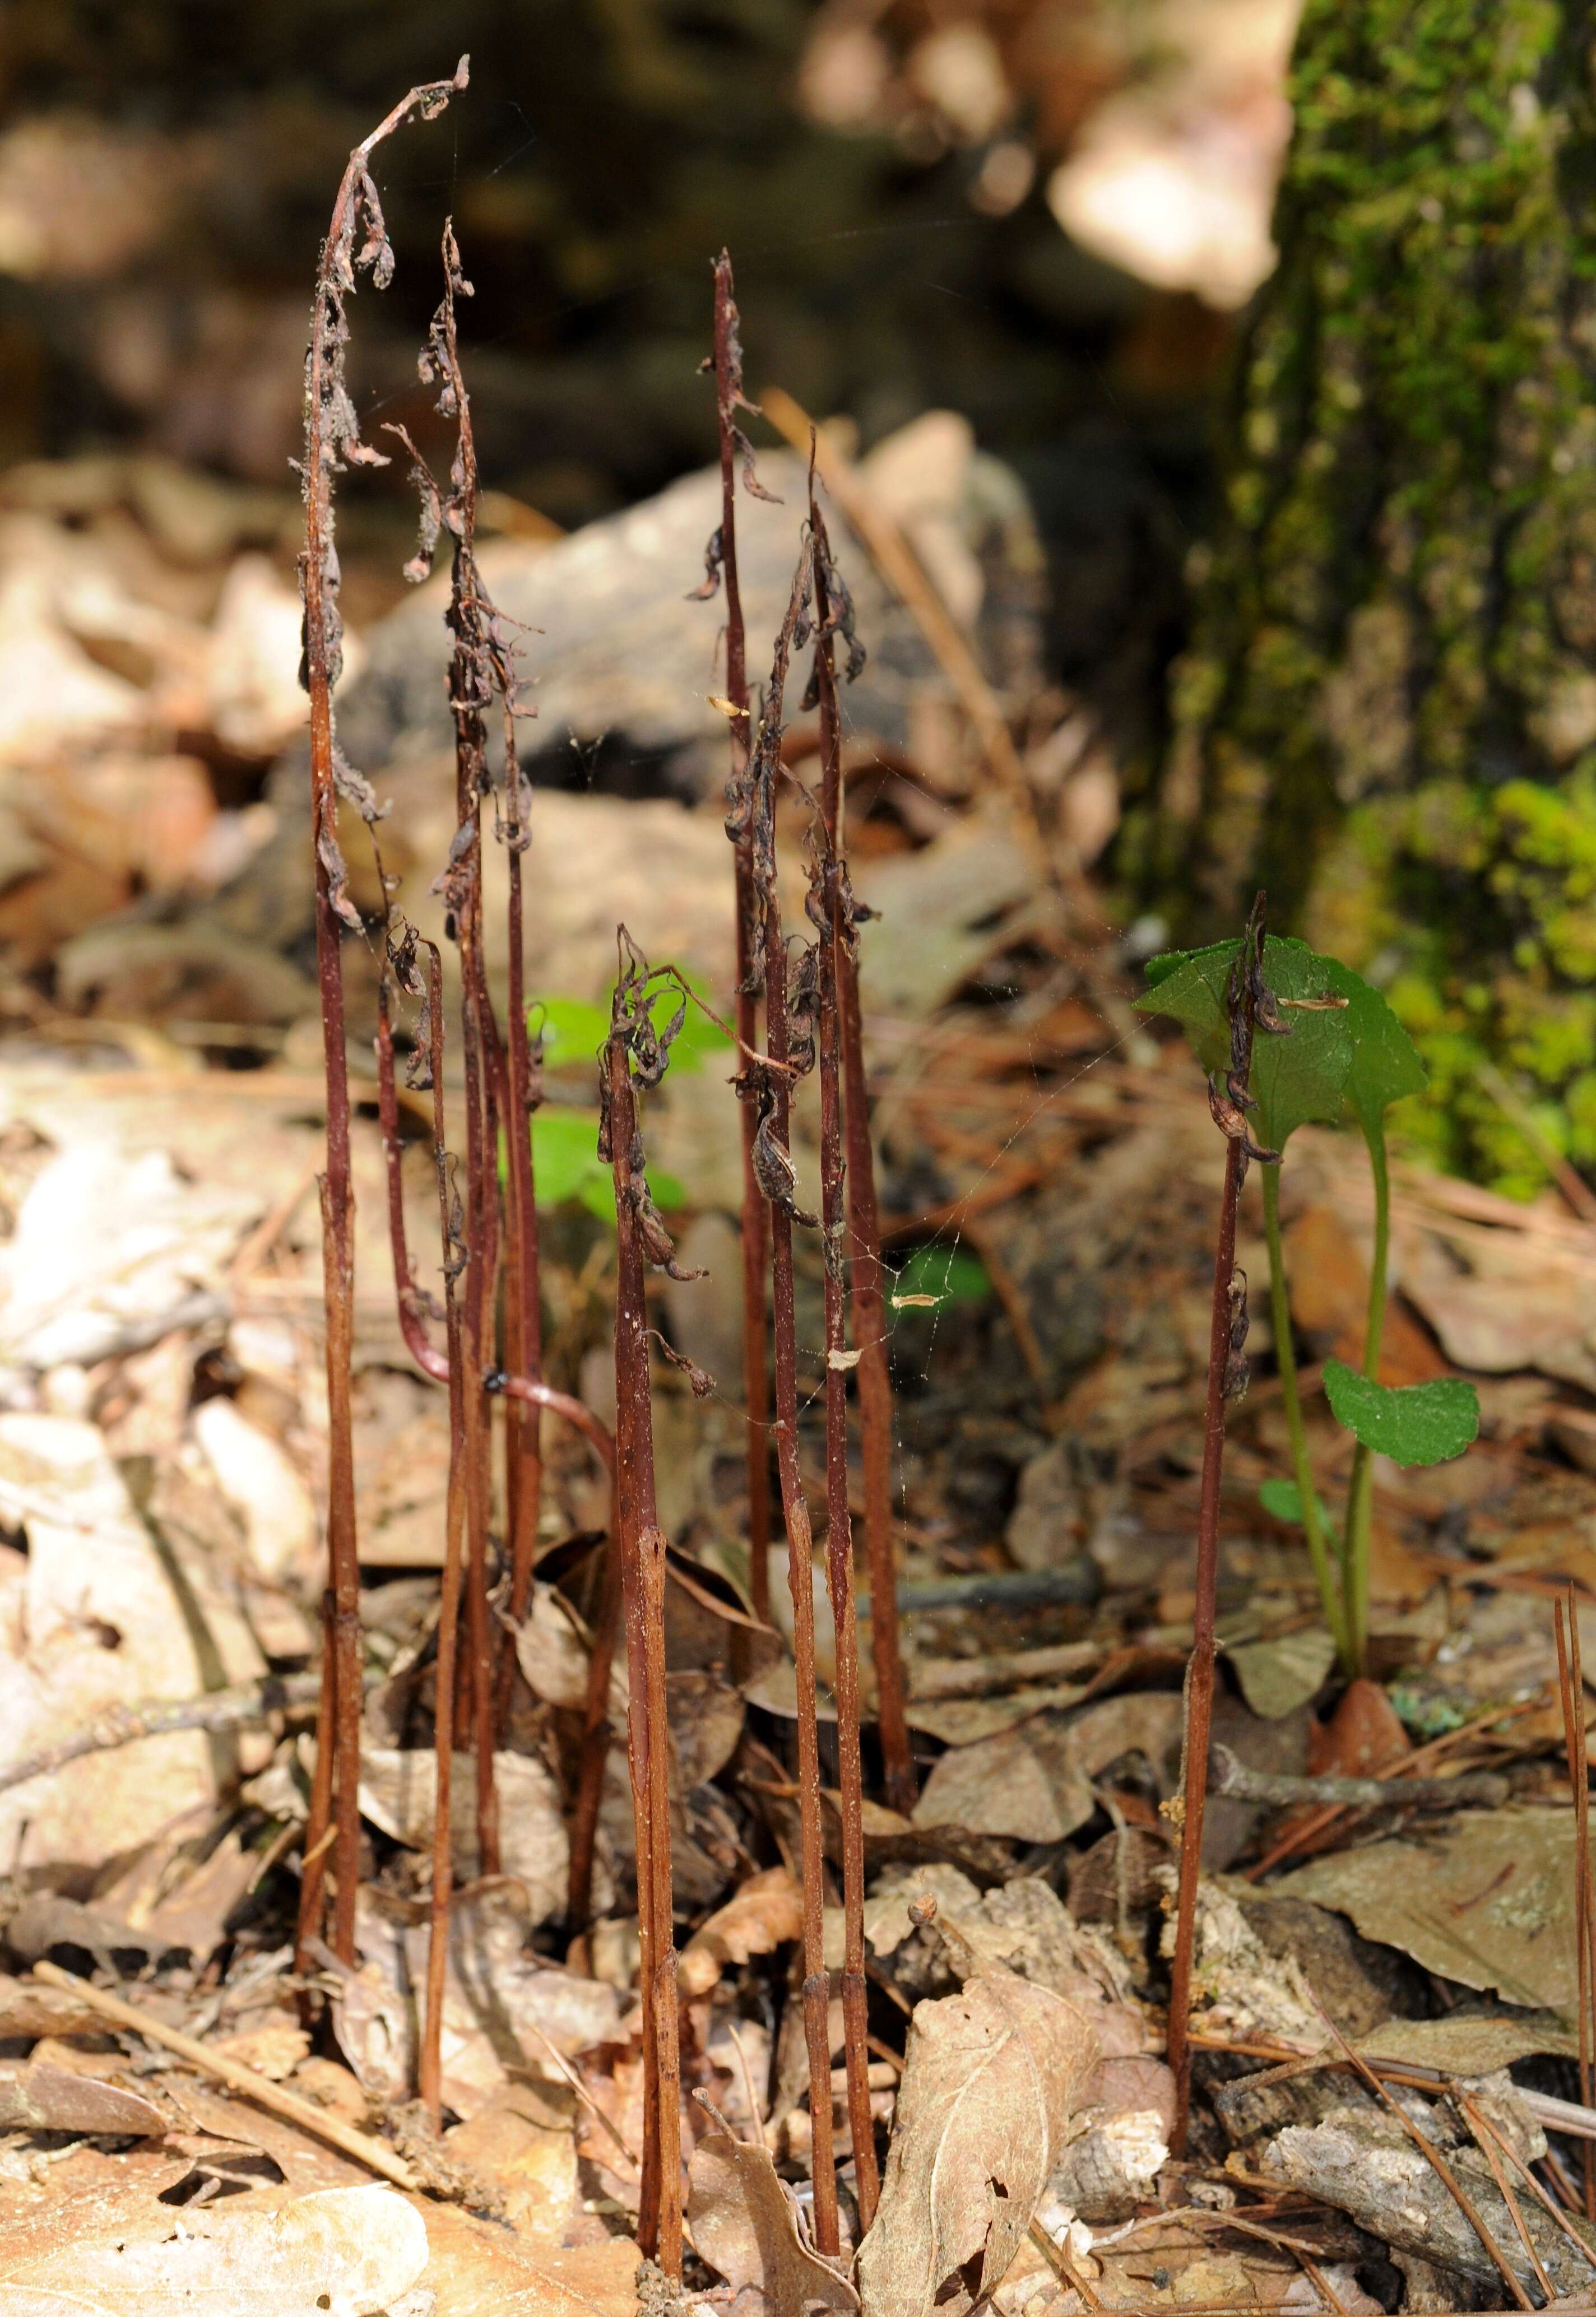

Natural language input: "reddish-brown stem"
[606,1026,681,2273]
[296,1634,337,1968]
[420,941,467,2120]
[838,918,915,1815]
[706,253,771,1621]
[1167,1131,1242,2149]
[748,540,839,2253]
[294,53,467,1979]
[567,1510,623,1933]
[1555,1589,1596,2219]
[501,840,544,1693]
[375,986,449,1383]
[812,496,879,2230]
[1168,898,1273,2149]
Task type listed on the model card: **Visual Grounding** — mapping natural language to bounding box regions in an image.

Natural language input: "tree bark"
[1143,0,1596,1190]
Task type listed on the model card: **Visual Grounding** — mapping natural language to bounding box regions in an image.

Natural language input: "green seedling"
[532,984,732,1077]
[528,1106,685,1222]
[1141,933,1479,1677]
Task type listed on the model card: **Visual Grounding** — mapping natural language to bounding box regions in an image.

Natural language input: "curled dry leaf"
[677,1865,804,1997]
[856,1972,1099,2317]
[688,2119,859,2317]
[0,2183,429,2317]
[0,2060,164,2137]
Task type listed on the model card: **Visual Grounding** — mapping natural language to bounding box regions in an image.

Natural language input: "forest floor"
[0,442,1592,2317]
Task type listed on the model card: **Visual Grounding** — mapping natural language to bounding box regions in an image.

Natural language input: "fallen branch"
[31,1960,419,2191]
[1210,1745,1509,1812]
[0,1674,321,1796]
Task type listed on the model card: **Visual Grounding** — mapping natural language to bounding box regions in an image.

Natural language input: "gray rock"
[333,446,1046,796]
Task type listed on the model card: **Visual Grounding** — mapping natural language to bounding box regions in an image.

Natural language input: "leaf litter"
[0,102,1594,2317]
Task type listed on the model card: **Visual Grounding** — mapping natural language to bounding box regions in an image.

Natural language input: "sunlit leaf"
[1323,1359,1479,1466]
[1319,958,1427,1141]
[1137,936,1352,1151]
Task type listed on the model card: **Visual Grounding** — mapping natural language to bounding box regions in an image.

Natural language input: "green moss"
[1156,0,1596,1194]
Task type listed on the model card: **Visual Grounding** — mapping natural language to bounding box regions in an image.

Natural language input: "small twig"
[1244,1693,1550,1880]
[31,1961,417,2190]
[1210,1744,1509,1812]
[0,1673,321,1796]
[1027,2218,1104,2311]
[521,2011,642,2175]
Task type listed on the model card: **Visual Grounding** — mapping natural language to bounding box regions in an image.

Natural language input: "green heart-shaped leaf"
[1323,1359,1479,1466]
[1319,959,1427,1143]
[1138,936,1352,1152]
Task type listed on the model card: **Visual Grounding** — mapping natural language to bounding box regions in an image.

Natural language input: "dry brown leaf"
[688,2120,858,2317]
[410,2199,638,2317]
[0,2061,163,2137]
[0,2182,428,2317]
[911,1692,1182,1844]
[1284,1206,1445,1384]
[1307,1678,1411,1779]
[856,1972,1098,2317]
[678,1866,804,1997]
[1278,1805,1579,2013]
[356,1749,568,1924]
[444,2082,580,2248]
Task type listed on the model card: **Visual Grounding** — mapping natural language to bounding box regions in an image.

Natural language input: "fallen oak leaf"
[687,2099,858,2317]
[678,1866,804,1997]
[856,1973,1098,2317]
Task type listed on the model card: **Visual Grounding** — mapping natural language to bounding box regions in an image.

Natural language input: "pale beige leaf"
[688,2124,857,2317]
[678,1866,804,1996]
[0,2184,428,2317]
[856,1973,1098,2317]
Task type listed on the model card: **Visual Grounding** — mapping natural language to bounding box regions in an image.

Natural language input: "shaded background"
[0,0,1298,769]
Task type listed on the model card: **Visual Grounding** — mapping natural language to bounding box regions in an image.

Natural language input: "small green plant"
[532,983,731,1078]
[1139,932,1480,1676]
[527,1107,686,1221]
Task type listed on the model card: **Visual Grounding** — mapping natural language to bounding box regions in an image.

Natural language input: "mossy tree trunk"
[1136,0,1596,1190]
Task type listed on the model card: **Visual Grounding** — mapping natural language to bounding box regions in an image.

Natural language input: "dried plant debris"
[857,1972,1099,2317]
[688,2109,858,2317]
